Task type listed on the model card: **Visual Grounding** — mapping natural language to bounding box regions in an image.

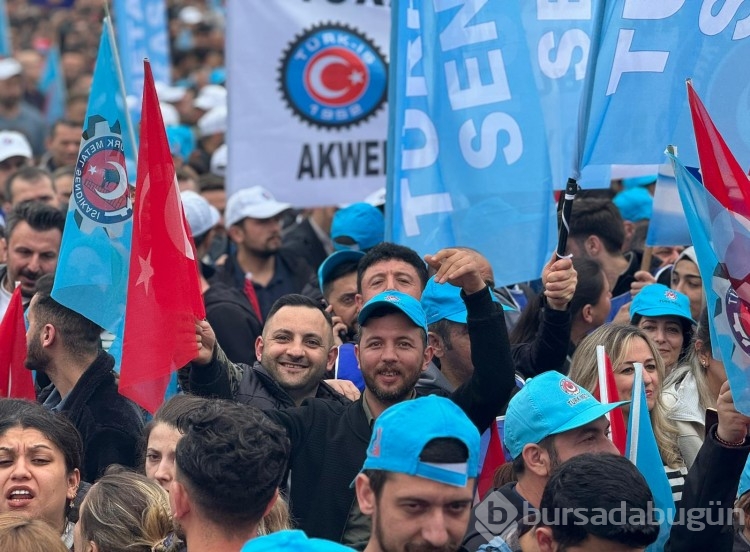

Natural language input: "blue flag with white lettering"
[387,0,555,286]
[582,2,750,168]
[0,0,10,57]
[51,18,137,371]
[112,0,171,100]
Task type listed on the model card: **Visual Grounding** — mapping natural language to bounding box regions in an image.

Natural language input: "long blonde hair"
[570,324,683,468]
[78,472,173,552]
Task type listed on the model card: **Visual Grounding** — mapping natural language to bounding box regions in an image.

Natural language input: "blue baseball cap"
[504,371,628,459]
[357,395,479,487]
[241,530,353,552]
[630,283,695,325]
[739,466,750,498]
[613,187,653,222]
[622,175,657,189]
[421,276,507,325]
[318,250,365,293]
[358,290,427,333]
[331,202,384,252]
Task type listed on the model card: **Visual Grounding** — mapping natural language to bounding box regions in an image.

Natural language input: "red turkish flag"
[0,286,34,399]
[592,350,627,455]
[119,61,205,413]
[477,421,505,500]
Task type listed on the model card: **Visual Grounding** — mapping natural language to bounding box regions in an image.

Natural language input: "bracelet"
[715,430,747,447]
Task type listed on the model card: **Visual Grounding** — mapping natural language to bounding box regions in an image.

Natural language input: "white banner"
[227,0,389,206]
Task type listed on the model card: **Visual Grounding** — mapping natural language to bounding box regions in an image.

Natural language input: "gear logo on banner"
[72,115,133,237]
[279,23,387,130]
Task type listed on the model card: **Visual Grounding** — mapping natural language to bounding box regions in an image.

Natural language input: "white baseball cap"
[210,143,227,177]
[194,84,226,111]
[365,187,386,207]
[181,191,221,237]
[160,102,180,127]
[0,58,22,80]
[0,131,32,162]
[155,81,187,103]
[197,105,227,137]
[225,186,292,227]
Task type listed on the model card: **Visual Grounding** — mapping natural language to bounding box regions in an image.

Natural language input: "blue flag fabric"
[582,2,750,168]
[51,18,137,372]
[112,0,171,100]
[626,367,675,552]
[38,46,66,127]
[671,152,750,414]
[387,0,555,286]
[0,0,10,57]
[645,162,692,247]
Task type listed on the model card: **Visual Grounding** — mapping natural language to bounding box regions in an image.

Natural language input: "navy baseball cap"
[504,371,628,459]
[358,290,427,333]
[357,395,480,487]
[318,250,365,293]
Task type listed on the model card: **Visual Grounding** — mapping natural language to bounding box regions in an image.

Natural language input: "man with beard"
[192,248,514,546]
[0,201,64,320]
[190,294,355,410]
[213,186,314,320]
[354,395,479,552]
[25,274,143,482]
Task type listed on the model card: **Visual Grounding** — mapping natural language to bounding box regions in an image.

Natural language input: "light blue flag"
[517,2,610,189]
[51,18,137,372]
[0,0,10,57]
[626,363,675,552]
[645,162,692,247]
[582,2,750,168]
[112,0,171,100]
[671,151,750,414]
[38,46,66,127]
[387,0,556,286]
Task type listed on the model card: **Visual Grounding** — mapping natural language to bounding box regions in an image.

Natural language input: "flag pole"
[556,177,579,258]
[103,8,138,168]
[628,362,644,464]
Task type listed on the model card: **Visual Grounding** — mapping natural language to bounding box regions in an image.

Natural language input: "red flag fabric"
[119,62,205,413]
[687,80,750,218]
[0,286,34,399]
[477,422,504,499]
[592,351,627,455]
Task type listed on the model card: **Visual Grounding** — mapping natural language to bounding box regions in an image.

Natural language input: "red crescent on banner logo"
[304,47,368,107]
[560,379,580,395]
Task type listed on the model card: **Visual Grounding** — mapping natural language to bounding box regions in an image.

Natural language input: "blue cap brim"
[631,308,695,325]
[550,400,629,436]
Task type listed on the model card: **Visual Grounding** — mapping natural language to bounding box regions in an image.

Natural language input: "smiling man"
[190,294,351,410]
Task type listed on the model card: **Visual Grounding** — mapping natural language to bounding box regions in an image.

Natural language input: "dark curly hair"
[175,401,290,531]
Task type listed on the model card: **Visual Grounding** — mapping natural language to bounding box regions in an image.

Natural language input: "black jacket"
[282,217,330,272]
[266,285,515,541]
[190,357,350,411]
[41,352,144,482]
[666,425,750,552]
[210,248,314,318]
[204,281,262,365]
[511,306,571,379]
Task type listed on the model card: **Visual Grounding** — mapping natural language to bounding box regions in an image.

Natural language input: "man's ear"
[255,336,264,362]
[421,343,434,373]
[170,480,191,521]
[581,304,593,324]
[227,224,243,244]
[521,443,555,478]
[428,332,444,359]
[534,526,556,552]
[326,345,339,371]
[41,324,57,349]
[354,474,376,516]
[262,487,279,519]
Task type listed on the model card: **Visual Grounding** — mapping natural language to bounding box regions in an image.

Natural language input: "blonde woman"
[73,472,174,552]
[569,324,687,503]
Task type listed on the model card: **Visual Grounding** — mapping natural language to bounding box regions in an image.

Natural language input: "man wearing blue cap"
[464,371,624,551]
[354,395,480,552]
[192,247,515,546]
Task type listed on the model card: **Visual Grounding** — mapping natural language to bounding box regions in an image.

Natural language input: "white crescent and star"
[308,54,363,100]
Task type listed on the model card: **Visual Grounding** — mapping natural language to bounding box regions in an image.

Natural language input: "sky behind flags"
[387,0,556,287]
[51,17,137,371]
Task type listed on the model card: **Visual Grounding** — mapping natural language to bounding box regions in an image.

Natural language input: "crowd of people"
[0,1,749,552]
